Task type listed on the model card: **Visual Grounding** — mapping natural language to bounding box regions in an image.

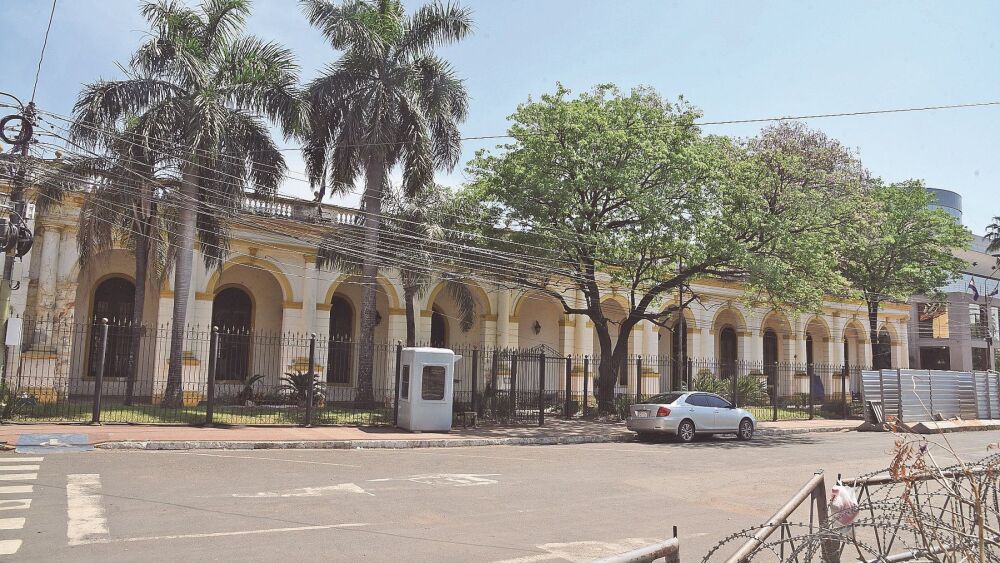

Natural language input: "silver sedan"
[626,391,757,442]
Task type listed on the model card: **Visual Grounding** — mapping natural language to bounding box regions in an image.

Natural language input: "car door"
[710,395,742,432]
[685,393,716,431]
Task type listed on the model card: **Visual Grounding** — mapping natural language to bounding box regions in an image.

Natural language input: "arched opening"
[875,328,892,370]
[88,276,135,379]
[719,326,738,378]
[327,295,354,384]
[763,328,779,391]
[671,317,688,390]
[430,306,447,348]
[212,286,253,381]
[806,334,815,370]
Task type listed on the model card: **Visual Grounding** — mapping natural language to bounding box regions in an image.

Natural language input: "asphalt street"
[4,430,999,562]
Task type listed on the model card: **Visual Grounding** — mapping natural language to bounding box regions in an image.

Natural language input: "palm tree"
[71,0,301,406]
[316,185,476,348]
[38,127,176,404]
[300,0,471,404]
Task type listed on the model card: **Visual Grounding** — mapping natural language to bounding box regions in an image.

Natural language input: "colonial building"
[10,190,912,403]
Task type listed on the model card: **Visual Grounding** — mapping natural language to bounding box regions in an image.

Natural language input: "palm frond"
[399,1,472,57]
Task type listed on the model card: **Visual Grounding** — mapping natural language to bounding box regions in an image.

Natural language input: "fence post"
[205,327,219,426]
[841,364,848,419]
[731,366,739,407]
[808,364,815,420]
[304,333,316,427]
[686,358,693,390]
[510,351,518,415]
[635,357,642,404]
[538,352,546,426]
[471,348,480,418]
[564,355,572,419]
[393,341,403,426]
[772,363,779,422]
[91,318,109,425]
[490,351,499,417]
[583,355,590,418]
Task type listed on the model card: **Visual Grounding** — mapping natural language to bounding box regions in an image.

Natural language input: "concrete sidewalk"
[0,418,859,451]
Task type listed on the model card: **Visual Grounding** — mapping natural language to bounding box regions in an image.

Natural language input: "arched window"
[671,318,688,390]
[876,328,892,370]
[327,296,353,384]
[212,287,252,381]
[719,326,738,378]
[430,306,447,348]
[763,329,779,388]
[88,277,135,379]
[805,333,815,374]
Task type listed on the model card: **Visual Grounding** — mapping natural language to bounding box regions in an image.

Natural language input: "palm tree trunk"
[355,156,385,408]
[164,169,197,407]
[125,210,148,406]
[404,283,416,347]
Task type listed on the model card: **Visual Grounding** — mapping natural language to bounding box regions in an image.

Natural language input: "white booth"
[397,347,462,432]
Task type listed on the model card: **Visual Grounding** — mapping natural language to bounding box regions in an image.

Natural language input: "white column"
[496,289,511,349]
[749,328,763,365]
[35,226,61,315]
[897,319,910,368]
[572,291,588,355]
[739,330,752,363]
[701,328,715,361]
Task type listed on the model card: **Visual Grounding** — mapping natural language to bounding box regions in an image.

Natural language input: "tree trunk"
[867,299,882,369]
[355,156,385,408]
[125,210,148,406]
[404,283,416,347]
[164,170,197,407]
[593,321,616,414]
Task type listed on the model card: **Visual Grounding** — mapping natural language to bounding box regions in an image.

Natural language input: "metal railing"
[593,537,680,563]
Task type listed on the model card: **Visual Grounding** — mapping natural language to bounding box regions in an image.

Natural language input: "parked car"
[626,391,756,442]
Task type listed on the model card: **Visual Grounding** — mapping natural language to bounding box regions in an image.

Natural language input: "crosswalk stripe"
[67,474,109,546]
[0,465,40,471]
[0,539,21,555]
[0,486,32,494]
[0,518,25,530]
[0,499,30,511]
[0,474,36,481]
[0,458,43,463]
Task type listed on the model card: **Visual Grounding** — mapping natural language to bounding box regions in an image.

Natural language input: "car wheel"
[676,419,695,443]
[738,418,754,441]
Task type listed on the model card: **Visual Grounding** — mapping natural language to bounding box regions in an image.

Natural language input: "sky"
[2,0,998,235]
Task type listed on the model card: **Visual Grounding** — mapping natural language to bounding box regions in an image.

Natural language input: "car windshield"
[641,392,684,405]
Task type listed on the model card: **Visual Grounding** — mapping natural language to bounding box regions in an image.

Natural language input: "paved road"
[4,430,999,562]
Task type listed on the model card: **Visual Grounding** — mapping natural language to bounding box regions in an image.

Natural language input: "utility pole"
[0,101,37,380]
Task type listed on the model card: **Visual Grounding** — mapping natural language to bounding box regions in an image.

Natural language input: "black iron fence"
[2,317,866,426]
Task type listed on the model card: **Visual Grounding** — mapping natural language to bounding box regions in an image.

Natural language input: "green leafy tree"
[299,0,471,404]
[987,216,1000,254]
[839,180,970,367]
[71,0,301,406]
[466,84,866,413]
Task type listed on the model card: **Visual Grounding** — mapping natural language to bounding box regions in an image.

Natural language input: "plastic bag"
[829,485,859,526]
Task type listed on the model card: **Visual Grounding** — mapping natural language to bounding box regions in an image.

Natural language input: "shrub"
[683,373,769,405]
[280,371,325,408]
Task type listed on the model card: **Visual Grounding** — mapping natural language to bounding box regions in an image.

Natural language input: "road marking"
[0,465,40,471]
[233,483,372,498]
[0,458,43,463]
[0,486,32,494]
[67,474,109,546]
[75,523,369,545]
[0,474,36,481]
[491,538,659,563]
[400,450,539,462]
[367,473,501,487]
[0,518,25,530]
[0,499,31,510]
[0,540,21,555]
[161,452,359,468]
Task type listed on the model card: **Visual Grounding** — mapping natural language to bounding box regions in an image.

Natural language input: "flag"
[969,278,980,301]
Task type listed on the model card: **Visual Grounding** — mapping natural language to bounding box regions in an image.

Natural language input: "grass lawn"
[12,401,391,426]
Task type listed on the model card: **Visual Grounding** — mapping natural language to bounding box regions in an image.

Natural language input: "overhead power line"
[30,0,59,104]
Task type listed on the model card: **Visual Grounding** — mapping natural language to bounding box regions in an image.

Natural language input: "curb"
[92,425,856,451]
